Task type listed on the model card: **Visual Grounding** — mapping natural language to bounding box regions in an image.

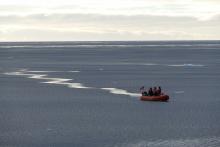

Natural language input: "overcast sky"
[0,0,220,41]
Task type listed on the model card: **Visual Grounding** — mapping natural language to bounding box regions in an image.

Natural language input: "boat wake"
[101,88,140,97]
[4,69,90,89]
[4,69,140,97]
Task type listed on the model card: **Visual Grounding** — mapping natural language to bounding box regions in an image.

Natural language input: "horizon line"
[0,39,220,43]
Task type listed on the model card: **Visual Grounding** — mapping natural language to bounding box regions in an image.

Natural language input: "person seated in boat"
[157,86,162,95]
[153,87,158,96]
[148,87,154,96]
[143,91,148,96]
[140,86,145,96]
[140,86,148,96]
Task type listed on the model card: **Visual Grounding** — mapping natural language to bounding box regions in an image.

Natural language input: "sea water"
[0,41,220,147]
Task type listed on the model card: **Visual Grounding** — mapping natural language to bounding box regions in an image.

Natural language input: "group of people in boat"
[140,86,162,96]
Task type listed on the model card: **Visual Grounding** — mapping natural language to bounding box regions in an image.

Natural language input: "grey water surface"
[0,41,220,147]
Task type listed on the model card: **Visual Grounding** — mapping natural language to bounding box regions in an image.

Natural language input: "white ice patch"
[119,62,158,66]
[174,91,185,94]
[116,136,220,147]
[101,88,140,97]
[167,64,205,67]
[143,63,158,66]
[68,71,80,73]
[114,63,205,67]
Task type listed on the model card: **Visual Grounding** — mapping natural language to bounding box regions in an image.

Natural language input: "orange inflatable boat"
[140,94,169,101]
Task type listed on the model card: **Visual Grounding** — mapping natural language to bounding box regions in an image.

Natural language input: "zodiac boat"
[140,94,169,101]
